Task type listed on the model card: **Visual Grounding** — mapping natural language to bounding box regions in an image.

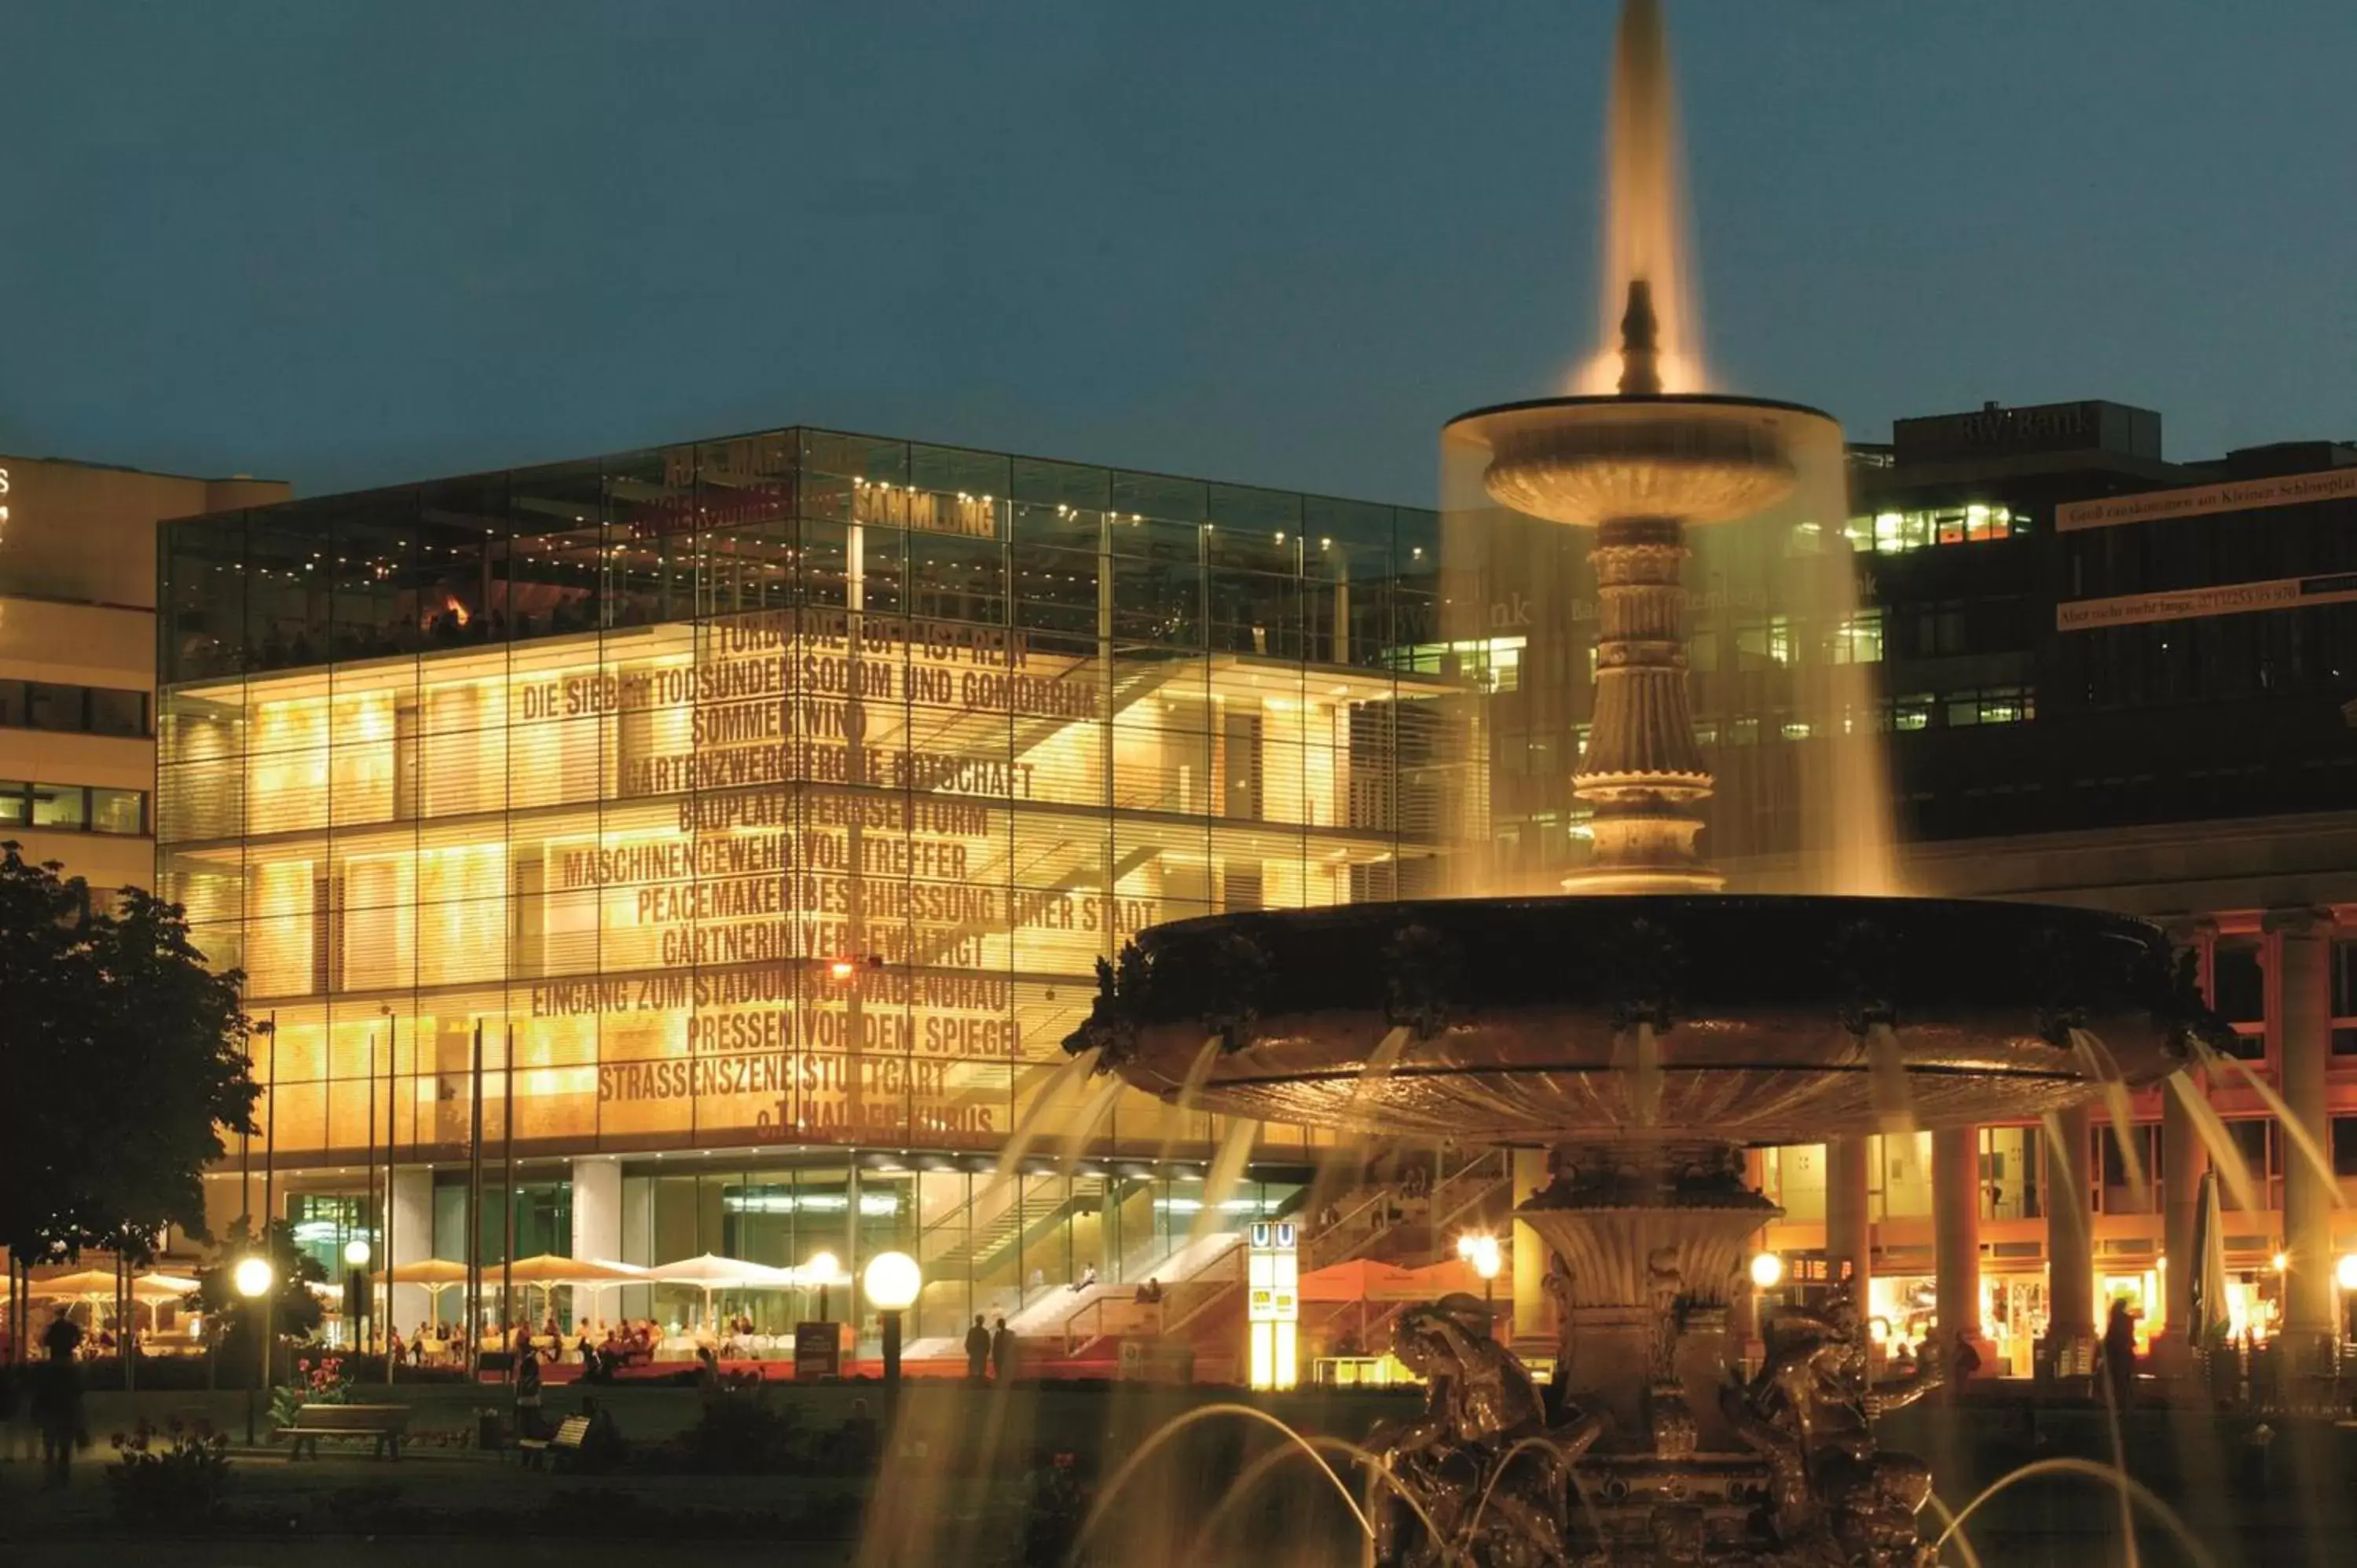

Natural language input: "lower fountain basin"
[1075,894,2208,1145]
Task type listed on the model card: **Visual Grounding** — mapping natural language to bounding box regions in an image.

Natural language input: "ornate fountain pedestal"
[1519,1142,1776,1453]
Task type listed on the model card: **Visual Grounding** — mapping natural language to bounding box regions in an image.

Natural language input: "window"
[2213,941,2264,1025]
[1945,687,2036,727]
[1732,617,1793,667]
[2333,942,2357,1056]
[1828,610,1882,665]
[2222,1119,2275,1210]
[2334,1116,2357,1178]
[88,688,147,737]
[1842,503,2023,556]
[90,788,145,835]
[0,680,149,737]
[26,683,82,730]
[29,784,84,830]
[0,782,148,836]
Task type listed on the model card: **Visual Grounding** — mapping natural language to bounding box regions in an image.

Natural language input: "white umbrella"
[2189,1168,2229,1350]
[372,1258,469,1328]
[644,1254,793,1330]
[501,1255,647,1324]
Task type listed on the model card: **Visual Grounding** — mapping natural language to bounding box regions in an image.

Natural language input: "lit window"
[1830,610,1883,665]
[1843,504,2017,555]
[30,785,85,830]
[1892,695,1934,732]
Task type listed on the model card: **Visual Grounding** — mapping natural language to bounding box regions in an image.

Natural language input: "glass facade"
[158,427,1475,1317]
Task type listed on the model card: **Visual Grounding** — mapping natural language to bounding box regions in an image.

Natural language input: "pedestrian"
[2102,1299,2139,1409]
[991,1314,1015,1383]
[31,1330,83,1489]
[1949,1329,1981,1390]
[515,1341,544,1439]
[41,1307,82,1362]
[964,1313,992,1383]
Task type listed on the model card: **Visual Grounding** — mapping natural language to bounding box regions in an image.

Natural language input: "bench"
[280,1403,409,1460]
[515,1415,591,1471]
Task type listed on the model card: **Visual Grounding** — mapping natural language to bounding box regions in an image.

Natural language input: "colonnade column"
[2158,918,2216,1363]
[1825,1136,1871,1310]
[570,1156,622,1332]
[1932,1125,1984,1383]
[2271,907,2337,1356]
[2045,1103,2095,1377]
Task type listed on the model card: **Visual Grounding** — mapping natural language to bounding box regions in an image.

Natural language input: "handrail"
[1429,1149,1510,1238]
[1063,1295,1109,1356]
[1157,1239,1246,1339]
[1304,1186,1398,1270]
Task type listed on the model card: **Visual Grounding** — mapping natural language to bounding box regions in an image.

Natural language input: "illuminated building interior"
[155,427,1479,1339]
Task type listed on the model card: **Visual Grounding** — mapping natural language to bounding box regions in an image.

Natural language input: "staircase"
[922,1178,1094,1280]
[1305,1149,1516,1271]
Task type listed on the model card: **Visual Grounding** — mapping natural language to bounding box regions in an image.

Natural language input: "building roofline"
[160,420,1434,529]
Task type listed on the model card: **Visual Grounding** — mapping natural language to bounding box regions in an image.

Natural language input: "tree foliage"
[0,844,257,1262]
[191,1217,327,1346]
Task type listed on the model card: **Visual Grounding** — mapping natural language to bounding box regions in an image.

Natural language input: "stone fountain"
[1065,3,2226,1563]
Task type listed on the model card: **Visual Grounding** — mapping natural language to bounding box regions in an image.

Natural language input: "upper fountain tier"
[1067,894,2212,1145]
[1443,282,1824,532]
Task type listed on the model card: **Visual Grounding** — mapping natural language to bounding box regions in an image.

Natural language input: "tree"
[190,1217,327,1384]
[0,844,258,1268]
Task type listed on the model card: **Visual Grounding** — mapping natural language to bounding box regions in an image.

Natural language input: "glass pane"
[31,784,86,829]
[89,687,148,737]
[90,788,145,835]
[26,683,82,731]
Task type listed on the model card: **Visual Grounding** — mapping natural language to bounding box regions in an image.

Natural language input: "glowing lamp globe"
[233,1256,275,1299]
[863,1251,922,1313]
[2336,1254,2357,1292]
[1748,1251,1785,1290]
[343,1239,372,1268]
[1458,1233,1503,1282]
[805,1251,841,1285]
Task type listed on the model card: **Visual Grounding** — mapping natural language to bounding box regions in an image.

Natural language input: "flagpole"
[502,1024,516,1374]
[467,1019,485,1379]
[381,1003,397,1383]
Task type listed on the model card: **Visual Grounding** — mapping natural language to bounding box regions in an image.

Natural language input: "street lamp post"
[1459,1233,1503,1317]
[233,1255,276,1447]
[345,1239,373,1357]
[863,1252,922,1389]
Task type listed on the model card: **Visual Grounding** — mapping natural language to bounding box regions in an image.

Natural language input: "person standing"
[2102,1299,2139,1409]
[964,1314,992,1383]
[1948,1328,1981,1394]
[991,1314,1015,1383]
[31,1325,83,1489]
[514,1342,544,1440]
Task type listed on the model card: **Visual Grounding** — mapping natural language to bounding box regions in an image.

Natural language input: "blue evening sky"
[2,1,2349,502]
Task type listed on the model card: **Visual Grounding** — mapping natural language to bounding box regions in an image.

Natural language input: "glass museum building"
[155,426,1480,1339]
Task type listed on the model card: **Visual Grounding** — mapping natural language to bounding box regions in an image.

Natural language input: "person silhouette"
[964,1314,991,1382]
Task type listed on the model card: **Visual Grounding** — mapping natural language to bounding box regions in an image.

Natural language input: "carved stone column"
[1563,515,1722,893]
[2045,1103,2095,1376]
[1825,1135,1872,1312]
[2270,907,2337,1351]
[2157,916,2215,1364]
[1932,1125,1984,1385]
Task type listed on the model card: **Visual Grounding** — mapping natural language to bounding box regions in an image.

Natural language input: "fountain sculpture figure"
[1067,2,2226,1562]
